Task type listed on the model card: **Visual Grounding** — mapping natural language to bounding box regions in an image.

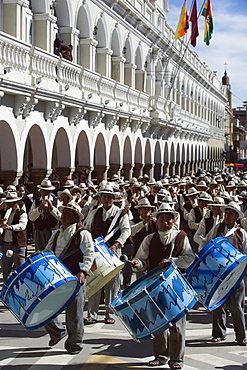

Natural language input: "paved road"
[1,289,247,370]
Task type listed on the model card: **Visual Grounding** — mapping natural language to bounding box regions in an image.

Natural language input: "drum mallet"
[6,249,25,259]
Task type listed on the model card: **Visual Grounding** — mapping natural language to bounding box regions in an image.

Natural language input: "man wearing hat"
[188,192,212,252]
[44,201,94,354]
[132,204,194,369]
[83,184,131,324]
[194,196,225,246]
[29,179,61,251]
[0,192,28,281]
[199,202,247,346]
[130,198,157,279]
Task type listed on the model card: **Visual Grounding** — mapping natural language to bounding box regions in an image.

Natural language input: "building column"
[111,56,126,84]
[31,169,52,198]
[3,0,28,40]
[124,63,137,89]
[135,69,146,92]
[133,163,144,178]
[123,164,134,181]
[109,164,122,180]
[79,38,98,70]
[0,170,23,188]
[59,27,80,63]
[93,165,109,184]
[175,162,180,176]
[169,162,175,177]
[180,162,186,177]
[97,47,113,78]
[154,163,162,180]
[146,73,155,96]
[33,13,57,53]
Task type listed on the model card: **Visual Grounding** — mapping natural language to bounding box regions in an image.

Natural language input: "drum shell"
[186,236,247,311]
[0,252,80,330]
[86,237,124,298]
[111,263,197,342]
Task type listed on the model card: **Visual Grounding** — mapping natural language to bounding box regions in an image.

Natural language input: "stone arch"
[55,0,73,27]
[143,139,152,176]
[123,136,133,180]
[154,141,162,180]
[75,130,91,170]
[0,121,18,171]
[133,137,143,177]
[111,26,122,56]
[93,133,107,182]
[52,127,71,171]
[95,15,108,48]
[77,2,92,38]
[25,124,47,170]
[164,141,169,163]
[123,35,133,64]
[109,134,121,177]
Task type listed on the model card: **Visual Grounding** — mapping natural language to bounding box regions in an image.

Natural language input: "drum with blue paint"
[111,261,197,342]
[186,236,247,311]
[86,236,124,298]
[0,252,80,330]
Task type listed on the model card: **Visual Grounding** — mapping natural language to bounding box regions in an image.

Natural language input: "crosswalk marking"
[186,353,243,367]
[0,346,26,367]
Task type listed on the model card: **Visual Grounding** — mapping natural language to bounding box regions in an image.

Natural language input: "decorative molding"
[14,96,30,118]
[119,116,131,131]
[88,111,104,128]
[69,107,86,126]
[23,97,38,119]
[45,101,65,122]
[105,114,119,130]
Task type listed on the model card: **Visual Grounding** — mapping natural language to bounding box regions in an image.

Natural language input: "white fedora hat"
[57,188,74,202]
[134,198,155,209]
[37,179,55,191]
[3,191,22,202]
[99,184,115,197]
[220,201,244,219]
[153,203,179,218]
[58,201,84,220]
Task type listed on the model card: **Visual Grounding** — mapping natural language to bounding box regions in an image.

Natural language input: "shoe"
[83,318,98,325]
[211,336,226,342]
[170,363,182,369]
[236,339,247,346]
[67,349,82,355]
[104,318,115,324]
[148,358,167,366]
[48,337,65,347]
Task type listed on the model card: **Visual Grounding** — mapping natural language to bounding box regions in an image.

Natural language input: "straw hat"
[208,196,225,207]
[220,201,244,219]
[37,179,55,191]
[99,184,115,197]
[63,179,75,188]
[153,203,179,218]
[198,192,212,202]
[6,184,17,192]
[187,187,199,197]
[134,198,155,209]
[58,201,84,220]
[3,191,22,202]
[57,188,74,202]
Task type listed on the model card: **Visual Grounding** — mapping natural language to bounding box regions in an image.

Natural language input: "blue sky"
[166,0,247,107]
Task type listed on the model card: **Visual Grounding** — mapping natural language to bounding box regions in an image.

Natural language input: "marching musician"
[132,204,194,369]
[44,201,94,354]
[28,179,60,251]
[0,191,28,281]
[199,201,247,346]
[83,184,130,325]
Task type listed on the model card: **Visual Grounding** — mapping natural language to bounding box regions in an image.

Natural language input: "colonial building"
[0,0,227,192]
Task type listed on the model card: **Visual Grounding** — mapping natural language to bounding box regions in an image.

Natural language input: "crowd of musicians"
[0,167,247,368]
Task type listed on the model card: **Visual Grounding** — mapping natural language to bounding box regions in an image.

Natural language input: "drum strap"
[105,208,124,243]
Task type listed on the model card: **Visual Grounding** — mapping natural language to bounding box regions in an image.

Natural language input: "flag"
[202,0,214,45]
[189,0,199,47]
[174,0,189,40]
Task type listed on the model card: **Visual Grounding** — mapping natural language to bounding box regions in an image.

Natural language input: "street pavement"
[1,277,247,370]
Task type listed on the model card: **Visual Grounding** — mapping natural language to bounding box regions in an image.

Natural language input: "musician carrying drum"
[43,201,95,354]
[132,204,194,369]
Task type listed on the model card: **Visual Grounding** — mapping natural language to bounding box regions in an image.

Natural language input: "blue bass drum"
[111,262,197,342]
[186,236,247,311]
[0,252,80,330]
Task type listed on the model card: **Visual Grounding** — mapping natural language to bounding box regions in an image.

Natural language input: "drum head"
[25,279,79,329]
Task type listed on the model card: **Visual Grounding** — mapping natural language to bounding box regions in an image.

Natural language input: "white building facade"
[0,0,227,191]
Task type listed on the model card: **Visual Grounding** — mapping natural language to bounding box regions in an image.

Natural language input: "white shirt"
[3,207,28,242]
[134,227,195,271]
[45,223,94,274]
[28,195,61,222]
[83,204,130,247]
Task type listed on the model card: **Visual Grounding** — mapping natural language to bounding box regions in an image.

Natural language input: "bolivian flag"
[174,0,189,40]
[202,0,214,45]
